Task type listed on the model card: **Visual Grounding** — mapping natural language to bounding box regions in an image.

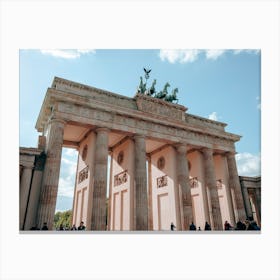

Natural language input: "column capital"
[201,147,214,160]
[175,143,187,154]
[133,134,146,141]
[201,147,213,155]
[49,118,67,126]
[225,151,236,158]
[23,165,34,170]
[95,127,110,134]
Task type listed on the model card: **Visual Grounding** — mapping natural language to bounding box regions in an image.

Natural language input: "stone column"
[202,148,223,230]
[147,155,153,230]
[91,128,109,230]
[240,182,253,219]
[37,118,66,229]
[176,144,192,230]
[226,152,247,222]
[134,135,148,230]
[107,151,113,230]
[20,165,33,230]
[255,187,261,218]
[24,153,46,230]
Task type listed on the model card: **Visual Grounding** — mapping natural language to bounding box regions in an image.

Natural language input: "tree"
[54,210,72,230]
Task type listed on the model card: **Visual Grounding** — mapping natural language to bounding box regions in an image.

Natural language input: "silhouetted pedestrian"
[59,224,64,231]
[236,220,246,230]
[78,221,86,230]
[41,222,48,230]
[30,225,40,230]
[170,222,176,231]
[71,224,77,230]
[224,221,233,230]
[189,222,196,231]
[204,221,211,231]
[247,221,260,230]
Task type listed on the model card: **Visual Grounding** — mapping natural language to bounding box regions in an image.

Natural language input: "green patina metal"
[137,68,179,103]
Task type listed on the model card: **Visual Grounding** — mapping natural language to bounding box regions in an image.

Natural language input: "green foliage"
[54,210,72,229]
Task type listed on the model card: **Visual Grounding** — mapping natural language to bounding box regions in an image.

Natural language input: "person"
[224,220,233,230]
[170,222,176,231]
[189,221,196,231]
[198,227,201,231]
[41,222,48,230]
[236,220,246,230]
[78,221,86,230]
[59,224,64,231]
[247,220,260,230]
[204,221,211,231]
[71,224,77,230]
[30,225,40,230]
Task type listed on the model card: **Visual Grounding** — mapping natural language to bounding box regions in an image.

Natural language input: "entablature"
[36,77,241,153]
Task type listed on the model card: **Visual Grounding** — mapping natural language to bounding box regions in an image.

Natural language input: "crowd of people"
[170,218,261,231]
[31,219,260,231]
[30,221,86,231]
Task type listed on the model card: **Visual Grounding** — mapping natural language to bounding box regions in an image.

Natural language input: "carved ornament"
[189,177,198,188]
[157,175,168,188]
[114,170,128,187]
[117,151,124,165]
[216,179,223,189]
[78,166,89,183]
[157,156,165,170]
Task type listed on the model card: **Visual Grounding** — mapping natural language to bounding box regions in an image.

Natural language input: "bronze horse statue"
[155,82,170,99]
[164,88,179,103]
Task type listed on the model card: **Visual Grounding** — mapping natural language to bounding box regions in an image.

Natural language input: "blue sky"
[20,49,261,212]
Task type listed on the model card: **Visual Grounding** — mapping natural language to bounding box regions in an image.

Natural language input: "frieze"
[78,166,89,184]
[56,99,237,150]
[114,170,128,187]
[135,94,186,122]
[157,175,168,188]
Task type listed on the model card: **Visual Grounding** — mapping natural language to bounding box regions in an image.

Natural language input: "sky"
[19,49,261,212]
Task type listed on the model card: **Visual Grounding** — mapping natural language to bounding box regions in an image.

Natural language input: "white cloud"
[58,176,75,197]
[159,49,225,63]
[236,152,261,177]
[65,148,78,157]
[205,49,225,60]
[40,49,96,59]
[159,49,260,64]
[233,49,260,55]
[208,112,218,121]
[58,149,78,197]
[159,49,201,63]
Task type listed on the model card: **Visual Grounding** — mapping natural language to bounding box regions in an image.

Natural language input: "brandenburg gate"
[20,76,249,231]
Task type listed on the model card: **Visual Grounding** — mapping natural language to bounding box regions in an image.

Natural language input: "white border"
[1,1,279,279]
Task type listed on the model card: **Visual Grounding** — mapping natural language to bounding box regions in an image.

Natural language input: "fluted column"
[255,187,261,218]
[91,128,109,230]
[20,166,33,230]
[24,153,46,230]
[240,182,253,219]
[134,135,148,230]
[202,148,223,230]
[107,151,113,230]
[176,144,192,230]
[37,118,66,229]
[147,155,153,230]
[226,152,247,222]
